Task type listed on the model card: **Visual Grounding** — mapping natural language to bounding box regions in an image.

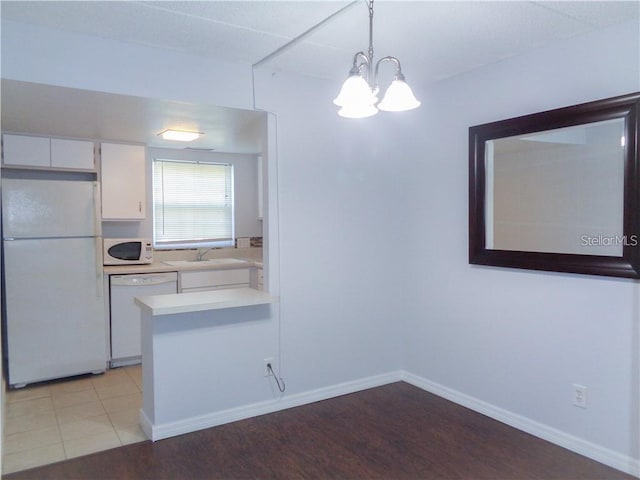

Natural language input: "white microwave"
[103,238,153,265]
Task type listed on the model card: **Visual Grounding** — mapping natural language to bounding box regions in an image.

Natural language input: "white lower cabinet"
[179,268,250,293]
[250,267,264,290]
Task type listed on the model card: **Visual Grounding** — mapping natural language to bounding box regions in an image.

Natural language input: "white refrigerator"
[2,178,107,388]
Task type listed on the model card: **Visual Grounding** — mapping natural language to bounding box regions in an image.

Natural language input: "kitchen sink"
[163,258,248,267]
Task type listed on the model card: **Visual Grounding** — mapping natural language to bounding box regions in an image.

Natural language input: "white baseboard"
[144,370,403,442]
[139,408,152,440]
[401,371,640,478]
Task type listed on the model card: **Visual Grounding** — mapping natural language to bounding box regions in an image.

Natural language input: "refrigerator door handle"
[93,182,102,237]
[93,182,104,298]
[95,237,104,298]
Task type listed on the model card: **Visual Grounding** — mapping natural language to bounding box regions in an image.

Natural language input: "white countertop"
[135,287,278,316]
[104,259,261,275]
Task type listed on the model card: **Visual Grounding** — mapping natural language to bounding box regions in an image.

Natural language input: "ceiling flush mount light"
[334,0,420,118]
[158,129,202,142]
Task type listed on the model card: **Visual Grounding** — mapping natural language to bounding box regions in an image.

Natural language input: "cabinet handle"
[139,201,142,213]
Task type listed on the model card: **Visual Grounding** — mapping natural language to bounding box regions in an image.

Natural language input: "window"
[153,159,234,249]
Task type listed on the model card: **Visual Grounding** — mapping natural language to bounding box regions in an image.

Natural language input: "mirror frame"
[469,92,640,278]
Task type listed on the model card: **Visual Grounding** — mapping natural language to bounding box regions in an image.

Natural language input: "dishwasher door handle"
[110,273,178,287]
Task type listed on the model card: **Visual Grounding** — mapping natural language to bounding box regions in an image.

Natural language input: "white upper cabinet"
[100,143,146,221]
[51,138,95,170]
[2,134,50,167]
[2,134,95,171]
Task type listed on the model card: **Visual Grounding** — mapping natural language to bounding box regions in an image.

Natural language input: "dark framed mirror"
[469,92,640,278]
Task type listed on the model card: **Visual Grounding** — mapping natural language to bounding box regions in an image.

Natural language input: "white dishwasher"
[109,272,178,367]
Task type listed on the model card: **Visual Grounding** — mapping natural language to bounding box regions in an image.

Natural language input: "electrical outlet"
[572,384,587,408]
[263,357,274,377]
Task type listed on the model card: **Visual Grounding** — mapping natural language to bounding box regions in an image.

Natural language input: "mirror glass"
[485,118,625,256]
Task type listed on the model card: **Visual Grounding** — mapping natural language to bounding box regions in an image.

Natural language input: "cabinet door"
[257,268,264,290]
[180,269,250,292]
[249,267,264,290]
[2,134,50,167]
[101,143,146,220]
[51,138,95,170]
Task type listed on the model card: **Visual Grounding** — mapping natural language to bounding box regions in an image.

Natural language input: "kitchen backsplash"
[249,236,263,248]
[152,242,263,264]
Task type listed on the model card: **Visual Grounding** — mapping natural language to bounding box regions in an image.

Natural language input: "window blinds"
[153,159,234,248]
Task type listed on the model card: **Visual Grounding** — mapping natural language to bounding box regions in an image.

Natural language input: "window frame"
[152,157,235,250]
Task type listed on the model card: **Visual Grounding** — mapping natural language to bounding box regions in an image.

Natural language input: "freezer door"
[4,237,107,386]
[2,178,99,238]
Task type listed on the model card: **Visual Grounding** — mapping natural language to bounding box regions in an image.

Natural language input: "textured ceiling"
[1,1,638,152]
[2,1,638,83]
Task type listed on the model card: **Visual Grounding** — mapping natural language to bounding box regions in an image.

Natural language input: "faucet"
[195,248,213,261]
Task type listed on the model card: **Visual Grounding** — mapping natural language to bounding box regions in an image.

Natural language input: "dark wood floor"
[4,382,635,480]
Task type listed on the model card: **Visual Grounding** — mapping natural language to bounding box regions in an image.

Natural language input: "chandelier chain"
[368,0,375,64]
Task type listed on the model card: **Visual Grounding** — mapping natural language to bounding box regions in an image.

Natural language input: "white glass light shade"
[333,74,377,107]
[338,104,378,119]
[377,79,421,112]
[159,129,201,141]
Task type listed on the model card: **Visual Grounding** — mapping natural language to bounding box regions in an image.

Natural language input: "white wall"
[253,68,406,392]
[403,19,639,473]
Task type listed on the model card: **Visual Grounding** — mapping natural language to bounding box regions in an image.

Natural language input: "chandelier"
[333,0,421,118]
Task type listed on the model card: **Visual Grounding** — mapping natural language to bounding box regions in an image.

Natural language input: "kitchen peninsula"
[135,287,278,441]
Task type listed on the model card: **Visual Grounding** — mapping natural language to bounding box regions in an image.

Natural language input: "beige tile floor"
[3,365,147,475]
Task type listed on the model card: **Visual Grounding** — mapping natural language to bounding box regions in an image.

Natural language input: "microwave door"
[107,242,142,261]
